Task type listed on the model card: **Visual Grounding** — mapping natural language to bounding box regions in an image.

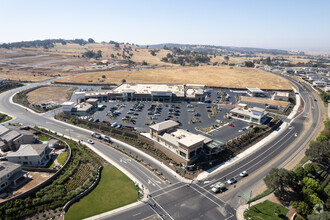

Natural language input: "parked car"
[91,132,101,139]
[154,113,161,116]
[87,139,94,144]
[103,136,111,143]
[227,178,236,184]
[111,122,118,127]
[228,123,235,127]
[240,171,248,177]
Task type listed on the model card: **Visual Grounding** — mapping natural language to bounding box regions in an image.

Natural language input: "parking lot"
[84,88,255,142]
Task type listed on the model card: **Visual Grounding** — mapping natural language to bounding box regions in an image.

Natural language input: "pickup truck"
[211,182,226,193]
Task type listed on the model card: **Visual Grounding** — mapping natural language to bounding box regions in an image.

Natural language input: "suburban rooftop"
[149,120,179,132]
[111,83,185,96]
[246,87,264,93]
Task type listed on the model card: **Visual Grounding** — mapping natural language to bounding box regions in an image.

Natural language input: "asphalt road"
[0,72,321,220]
[0,83,178,193]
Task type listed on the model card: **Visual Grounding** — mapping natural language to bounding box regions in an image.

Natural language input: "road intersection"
[0,73,321,220]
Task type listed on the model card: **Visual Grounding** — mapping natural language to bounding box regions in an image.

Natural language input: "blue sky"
[1,0,329,50]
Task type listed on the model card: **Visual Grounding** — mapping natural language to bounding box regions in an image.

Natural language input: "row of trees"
[82,50,102,59]
[263,119,330,218]
[0,38,96,49]
[161,50,211,66]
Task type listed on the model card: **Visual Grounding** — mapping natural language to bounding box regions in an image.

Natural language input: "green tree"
[308,211,330,220]
[244,61,255,67]
[102,75,106,79]
[304,163,316,174]
[224,56,229,64]
[88,38,95,43]
[122,79,126,83]
[302,177,321,192]
[291,201,311,216]
[294,166,306,180]
[305,140,330,165]
[142,60,148,65]
[264,168,295,195]
[161,57,168,62]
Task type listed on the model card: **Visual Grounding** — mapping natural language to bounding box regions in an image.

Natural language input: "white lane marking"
[225,214,235,220]
[132,212,141,217]
[148,204,164,220]
[148,179,156,187]
[153,184,187,198]
[150,182,181,194]
[203,127,295,188]
[150,198,174,220]
[193,184,226,204]
[189,185,222,207]
[120,158,127,164]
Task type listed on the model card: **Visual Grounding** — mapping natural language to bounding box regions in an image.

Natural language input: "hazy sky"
[1,0,329,50]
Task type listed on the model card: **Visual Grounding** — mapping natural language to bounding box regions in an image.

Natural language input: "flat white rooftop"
[112,83,185,96]
[274,91,289,97]
[246,87,263,93]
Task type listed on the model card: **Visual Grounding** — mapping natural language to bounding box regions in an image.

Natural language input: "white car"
[227,178,236,184]
[240,171,248,177]
[87,139,94,144]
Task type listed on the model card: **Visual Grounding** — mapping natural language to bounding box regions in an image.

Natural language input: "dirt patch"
[27,86,76,105]
[0,171,54,203]
[56,66,292,90]
[241,96,291,107]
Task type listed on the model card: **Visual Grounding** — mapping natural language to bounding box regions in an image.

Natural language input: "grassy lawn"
[65,166,138,220]
[57,151,68,165]
[39,136,50,141]
[244,200,289,220]
[0,113,12,123]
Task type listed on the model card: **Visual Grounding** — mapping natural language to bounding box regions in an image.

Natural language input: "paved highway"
[0,73,321,220]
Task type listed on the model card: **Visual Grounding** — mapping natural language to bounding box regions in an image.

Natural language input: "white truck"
[211,181,226,193]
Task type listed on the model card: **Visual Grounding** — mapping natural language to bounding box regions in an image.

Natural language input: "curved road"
[0,73,321,220]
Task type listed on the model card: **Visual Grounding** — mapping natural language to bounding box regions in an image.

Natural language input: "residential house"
[0,127,36,152]
[6,144,52,167]
[0,161,29,192]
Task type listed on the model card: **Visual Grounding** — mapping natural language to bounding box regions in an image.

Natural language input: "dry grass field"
[27,86,76,105]
[241,96,290,107]
[56,66,292,90]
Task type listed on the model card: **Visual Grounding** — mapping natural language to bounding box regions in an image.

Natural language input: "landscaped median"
[0,113,12,123]
[65,166,139,220]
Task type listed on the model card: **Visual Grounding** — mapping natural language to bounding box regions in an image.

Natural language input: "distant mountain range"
[148,43,289,55]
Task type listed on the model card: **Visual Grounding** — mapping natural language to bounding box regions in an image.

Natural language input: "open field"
[241,96,291,107]
[27,86,76,105]
[56,66,292,90]
[64,166,137,220]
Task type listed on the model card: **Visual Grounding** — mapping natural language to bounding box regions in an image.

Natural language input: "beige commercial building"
[272,91,289,101]
[83,83,205,102]
[230,106,266,124]
[149,120,224,165]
